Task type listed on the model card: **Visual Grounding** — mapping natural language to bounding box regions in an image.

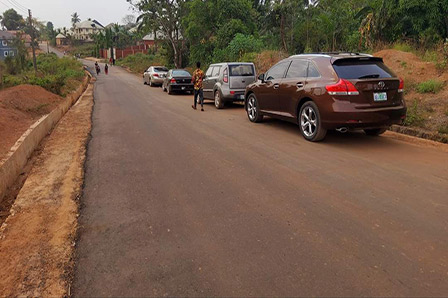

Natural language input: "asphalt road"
[73,62,448,296]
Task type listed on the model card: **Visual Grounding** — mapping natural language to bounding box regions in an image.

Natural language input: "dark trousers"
[194,89,204,108]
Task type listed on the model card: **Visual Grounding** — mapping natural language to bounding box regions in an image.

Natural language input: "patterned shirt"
[192,68,204,90]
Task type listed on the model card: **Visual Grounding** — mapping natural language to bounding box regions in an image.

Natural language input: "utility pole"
[28,9,37,73]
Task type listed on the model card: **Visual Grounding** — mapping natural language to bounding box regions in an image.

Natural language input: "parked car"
[162,69,194,94]
[203,62,256,109]
[143,66,169,87]
[245,53,407,142]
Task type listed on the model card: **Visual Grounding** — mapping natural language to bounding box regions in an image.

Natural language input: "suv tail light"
[398,78,404,93]
[326,79,359,96]
[223,68,228,83]
[170,78,176,83]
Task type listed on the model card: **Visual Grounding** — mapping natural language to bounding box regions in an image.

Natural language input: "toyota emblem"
[378,81,386,89]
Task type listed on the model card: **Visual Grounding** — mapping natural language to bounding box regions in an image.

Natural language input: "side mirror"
[258,73,265,82]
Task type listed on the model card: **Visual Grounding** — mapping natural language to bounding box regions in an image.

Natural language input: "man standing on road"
[192,61,204,111]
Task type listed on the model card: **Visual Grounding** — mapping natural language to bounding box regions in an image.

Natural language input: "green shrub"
[416,80,444,94]
[404,100,425,127]
[393,43,413,52]
[439,125,448,135]
[3,74,23,86]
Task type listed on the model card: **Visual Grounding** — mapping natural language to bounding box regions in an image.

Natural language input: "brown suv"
[245,53,407,141]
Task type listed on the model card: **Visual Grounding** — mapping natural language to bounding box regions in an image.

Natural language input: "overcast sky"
[0,0,136,28]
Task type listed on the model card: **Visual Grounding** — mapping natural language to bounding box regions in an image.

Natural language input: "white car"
[143,66,169,87]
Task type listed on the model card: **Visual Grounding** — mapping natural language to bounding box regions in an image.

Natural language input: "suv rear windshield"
[333,59,394,79]
[154,67,168,72]
[229,64,254,77]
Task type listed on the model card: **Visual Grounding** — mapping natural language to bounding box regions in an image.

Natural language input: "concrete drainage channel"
[0,71,95,296]
[0,70,91,219]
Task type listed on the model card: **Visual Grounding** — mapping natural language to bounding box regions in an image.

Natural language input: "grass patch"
[116,52,164,74]
[404,100,425,127]
[393,43,413,53]
[70,44,96,58]
[416,80,444,94]
[439,125,448,135]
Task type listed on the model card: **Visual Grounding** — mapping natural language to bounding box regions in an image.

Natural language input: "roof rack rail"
[307,52,362,56]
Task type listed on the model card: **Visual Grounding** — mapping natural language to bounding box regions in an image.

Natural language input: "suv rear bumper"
[222,89,245,102]
[321,104,407,130]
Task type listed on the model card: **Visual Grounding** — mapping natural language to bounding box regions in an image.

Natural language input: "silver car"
[143,66,169,87]
[203,62,256,109]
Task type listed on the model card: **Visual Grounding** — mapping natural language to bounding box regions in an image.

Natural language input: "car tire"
[246,93,263,123]
[299,101,327,142]
[214,90,224,109]
[364,128,387,136]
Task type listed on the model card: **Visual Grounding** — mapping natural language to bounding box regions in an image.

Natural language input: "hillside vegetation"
[1,53,85,96]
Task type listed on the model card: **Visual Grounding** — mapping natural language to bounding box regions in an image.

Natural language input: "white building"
[73,19,104,41]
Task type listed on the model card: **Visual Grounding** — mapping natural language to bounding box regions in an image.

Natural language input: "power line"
[5,0,28,14]
[9,0,27,11]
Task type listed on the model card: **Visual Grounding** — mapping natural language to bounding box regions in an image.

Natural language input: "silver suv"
[203,62,256,109]
[143,66,169,87]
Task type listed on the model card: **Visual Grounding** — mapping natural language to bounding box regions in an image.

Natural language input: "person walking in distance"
[105,63,109,75]
[95,62,100,75]
[192,61,204,111]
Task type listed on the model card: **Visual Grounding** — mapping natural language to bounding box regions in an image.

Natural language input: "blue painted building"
[0,31,18,60]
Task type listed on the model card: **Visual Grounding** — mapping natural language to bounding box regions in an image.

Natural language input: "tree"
[71,12,81,29]
[1,9,25,30]
[122,15,136,28]
[130,0,188,68]
[183,0,258,64]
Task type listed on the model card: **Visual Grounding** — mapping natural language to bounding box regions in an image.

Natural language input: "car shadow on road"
[260,117,399,148]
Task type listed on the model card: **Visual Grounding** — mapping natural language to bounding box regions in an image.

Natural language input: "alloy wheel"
[215,92,221,108]
[247,96,257,121]
[300,106,317,137]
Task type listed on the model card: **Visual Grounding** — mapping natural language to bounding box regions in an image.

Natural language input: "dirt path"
[0,82,94,296]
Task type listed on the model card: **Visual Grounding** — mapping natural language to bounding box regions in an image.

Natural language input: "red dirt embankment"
[0,85,63,160]
[374,49,448,134]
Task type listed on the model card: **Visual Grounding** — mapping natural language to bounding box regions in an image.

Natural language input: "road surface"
[73,62,448,296]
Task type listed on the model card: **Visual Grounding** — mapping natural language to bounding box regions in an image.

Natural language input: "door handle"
[273,83,280,89]
[297,82,304,88]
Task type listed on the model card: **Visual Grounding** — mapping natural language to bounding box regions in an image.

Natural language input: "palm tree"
[71,12,80,29]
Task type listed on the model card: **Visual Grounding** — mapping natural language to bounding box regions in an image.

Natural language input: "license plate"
[374,92,387,101]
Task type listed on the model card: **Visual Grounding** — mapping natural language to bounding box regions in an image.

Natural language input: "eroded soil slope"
[0,85,63,160]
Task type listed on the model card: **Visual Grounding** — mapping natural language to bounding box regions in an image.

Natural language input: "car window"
[172,70,191,77]
[212,66,221,77]
[266,62,289,81]
[206,67,213,77]
[307,63,320,77]
[154,67,168,72]
[229,64,254,76]
[286,60,308,78]
[333,59,394,79]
